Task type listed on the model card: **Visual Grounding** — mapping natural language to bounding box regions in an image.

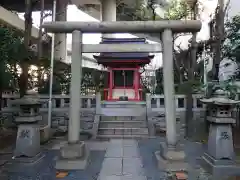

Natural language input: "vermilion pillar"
[134,69,139,100]
[109,69,113,100]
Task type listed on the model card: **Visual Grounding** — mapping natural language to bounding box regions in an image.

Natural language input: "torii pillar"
[101,0,116,38]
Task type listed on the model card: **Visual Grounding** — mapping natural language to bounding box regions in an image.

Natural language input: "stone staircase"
[97,116,149,139]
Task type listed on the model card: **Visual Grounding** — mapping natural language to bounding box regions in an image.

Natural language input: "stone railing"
[1,94,96,112]
[1,94,97,134]
[147,94,204,112]
[145,93,205,135]
[0,93,206,134]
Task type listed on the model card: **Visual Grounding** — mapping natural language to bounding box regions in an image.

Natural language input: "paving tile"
[105,147,123,157]
[100,158,123,176]
[110,139,123,145]
[121,174,147,180]
[122,139,137,147]
[123,146,139,158]
[98,175,122,180]
[122,158,144,176]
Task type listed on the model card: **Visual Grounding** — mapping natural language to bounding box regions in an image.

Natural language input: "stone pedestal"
[201,118,240,177]
[55,141,89,170]
[200,90,240,177]
[5,98,46,173]
[15,124,41,157]
[11,98,46,163]
[155,142,188,172]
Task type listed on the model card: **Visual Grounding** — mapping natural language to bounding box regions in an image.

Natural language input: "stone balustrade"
[0,93,207,135]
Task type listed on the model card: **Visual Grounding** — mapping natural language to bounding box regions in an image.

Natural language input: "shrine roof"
[93,38,155,60]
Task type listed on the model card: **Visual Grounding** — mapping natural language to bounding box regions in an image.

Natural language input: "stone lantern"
[200,89,240,177]
[11,97,45,162]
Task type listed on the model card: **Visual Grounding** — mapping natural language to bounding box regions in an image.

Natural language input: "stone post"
[96,92,101,115]
[101,0,116,38]
[54,0,67,63]
[146,93,151,114]
[162,29,177,148]
[92,92,101,138]
[55,31,88,170]
[146,93,155,136]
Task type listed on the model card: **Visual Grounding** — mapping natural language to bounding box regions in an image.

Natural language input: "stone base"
[155,143,188,172]
[12,152,45,164]
[4,152,45,173]
[55,141,89,170]
[201,153,240,177]
[155,151,188,172]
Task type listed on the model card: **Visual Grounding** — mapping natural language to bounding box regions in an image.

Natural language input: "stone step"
[101,116,146,121]
[97,134,149,139]
[99,121,147,128]
[100,108,146,116]
[98,127,149,136]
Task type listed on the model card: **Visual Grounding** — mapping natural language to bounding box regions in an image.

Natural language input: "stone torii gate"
[42,20,201,170]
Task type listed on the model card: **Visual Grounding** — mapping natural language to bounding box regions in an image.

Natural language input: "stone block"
[55,156,88,170]
[56,142,89,170]
[40,126,52,143]
[165,150,185,161]
[155,151,189,172]
[60,141,86,159]
[201,153,240,177]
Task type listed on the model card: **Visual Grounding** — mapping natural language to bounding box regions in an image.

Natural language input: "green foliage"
[0,27,21,91]
[0,26,36,94]
[164,0,191,20]
[176,80,202,94]
[38,75,62,94]
[202,80,240,99]
[223,15,240,61]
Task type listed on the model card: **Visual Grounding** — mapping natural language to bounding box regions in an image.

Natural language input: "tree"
[0,27,24,108]
[223,15,240,62]
[19,0,34,97]
[211,0,230,79]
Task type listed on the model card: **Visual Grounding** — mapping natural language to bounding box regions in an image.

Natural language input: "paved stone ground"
[138,137,209,180]
[1,150,105,180]
[98,139,148,180]
[0,137,214,180]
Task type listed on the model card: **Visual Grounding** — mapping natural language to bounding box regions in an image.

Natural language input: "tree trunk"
[185,4,197,138]
[37,0,44,90]
[20,0,32,97]
[212,0,225,80]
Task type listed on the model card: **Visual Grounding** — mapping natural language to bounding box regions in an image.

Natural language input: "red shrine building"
[93,38,154,101]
